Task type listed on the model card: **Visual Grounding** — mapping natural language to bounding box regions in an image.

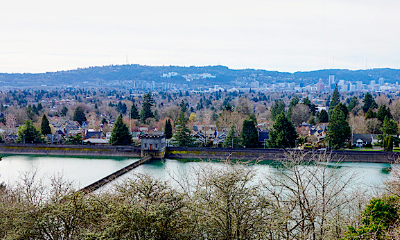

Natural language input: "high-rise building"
[356,81,363,91]
[317,79,325,91]
[328,75,335,89]
[379,78,384,86]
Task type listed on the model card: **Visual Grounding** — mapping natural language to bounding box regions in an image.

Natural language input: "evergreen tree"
[377,105,393,122]
[327,105,351,149]
[302,97,317,115]
[37,103,43,112]
[362,93,378,113]
[26,105,34,120]
[337,102,349,119]
[241,119,259,148]
[16,120,43,143]
[164,119,173,139]
[130,103,139,119]
[329,84,340,113]
[73,106,86,126]
[267,112,298,148]
[40,114,51,136]
[173,110,195,147]
[111,115,132,145]
[223,124,240,148]
[60,106,68,117]
[271,100,286,121]
[381,116,398,136]
[116,102,127,115]
[347,96,359,112]
[365,108,377,120]
[318,110,329,122]
[140,93,155,123]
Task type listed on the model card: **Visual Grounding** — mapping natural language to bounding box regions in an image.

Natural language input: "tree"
[347,96,359,112]
[130,103,139,119]
[302,96,317,115]
[60,106,68,117]
[111,115,132,145]
[267,112,298,148]
[290,104,310,126]
[362,93,378,113]
[173,110,195,147]
[344,197,398,240]
[365,108,377,120]
[140,93,155,123]
[223,124,240,148]
[271,100,286,121]
[73,106,86,126]
[327,105,351,149]
[381,116,398,136]
[116,102,127,115]
[329,84,340,113]
[377,105,393,122]
[241,119,258,148]
[40,114,51,136]
[318,109,329,122]
[164,119,173,139]
[16,120,43,143]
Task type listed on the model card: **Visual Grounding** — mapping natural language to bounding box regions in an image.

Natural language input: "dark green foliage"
[365,108,377,120]
[381,116,398,136]
[116,102,127,115]
[130,103,139,119]
[267,112,298,148]
[173,110,195,147]
[329,84,340,113]
[111,115,132,145]
[223,102,234,111]
[101,118,108,125]
[288,95,299,117]
[60,106,68,117]
[140,93,155,123]
[318,110,329,122]
[271,100,286,121]
[40,114,51,135]
[26,105,34,120]
[241,119,258,148]
[302,96,317,114]
[37,103,43,111]
[223,124,240,148]
[362,93,378,113]
[347,96,359,112]
[344,197,398,240]
[382,135,393,152]
[327,105,351,149]
[164,119,173,139]
[16,120,43,143]
[66,134,83,144]
[377,105,393,122]
[337,103,349,119]
[73,106,86,126]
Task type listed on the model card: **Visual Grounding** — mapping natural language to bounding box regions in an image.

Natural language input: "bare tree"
[290,104,310,126]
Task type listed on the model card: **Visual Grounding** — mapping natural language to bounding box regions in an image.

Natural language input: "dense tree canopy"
[241,119,258,148]
[164,119,173,139]
[329,84,340,113]
[130,103,139,119]
[362,93,378,113]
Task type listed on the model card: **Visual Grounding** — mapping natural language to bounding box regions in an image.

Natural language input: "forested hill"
[1,64,400,88]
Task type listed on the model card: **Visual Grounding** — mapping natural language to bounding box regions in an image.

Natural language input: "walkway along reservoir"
[0,144,399,163]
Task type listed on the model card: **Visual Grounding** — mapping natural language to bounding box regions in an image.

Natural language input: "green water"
[0,155,393,190]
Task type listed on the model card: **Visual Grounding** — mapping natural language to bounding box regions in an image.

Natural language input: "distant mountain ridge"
[1,64,400,88]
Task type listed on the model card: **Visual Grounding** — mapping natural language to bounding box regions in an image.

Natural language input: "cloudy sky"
[1,0,399,73]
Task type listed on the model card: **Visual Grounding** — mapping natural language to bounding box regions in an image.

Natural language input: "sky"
[1,0,400,73]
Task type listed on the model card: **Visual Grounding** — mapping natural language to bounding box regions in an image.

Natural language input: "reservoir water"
[0,155,393,192]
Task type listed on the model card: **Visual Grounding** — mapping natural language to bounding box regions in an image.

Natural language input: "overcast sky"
[1,0,399,73]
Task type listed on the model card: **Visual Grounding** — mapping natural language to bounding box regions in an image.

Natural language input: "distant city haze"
[1,0,400,73]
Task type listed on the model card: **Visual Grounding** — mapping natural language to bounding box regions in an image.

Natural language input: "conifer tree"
[362,93,378,113]
[329,84,340,113]
[16,120,43,143]
[164,119,173,139]
[327,105,351,149]
[130,103,139,119]
[241,119,259,148]
[223,124,240,148]
[267,112,298,148]
[173,110,195,147]
[73,106,86,126]
[381,116,398,136]
[111,115,132,145]
[140,93,154,123]
[40,114,51,136]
